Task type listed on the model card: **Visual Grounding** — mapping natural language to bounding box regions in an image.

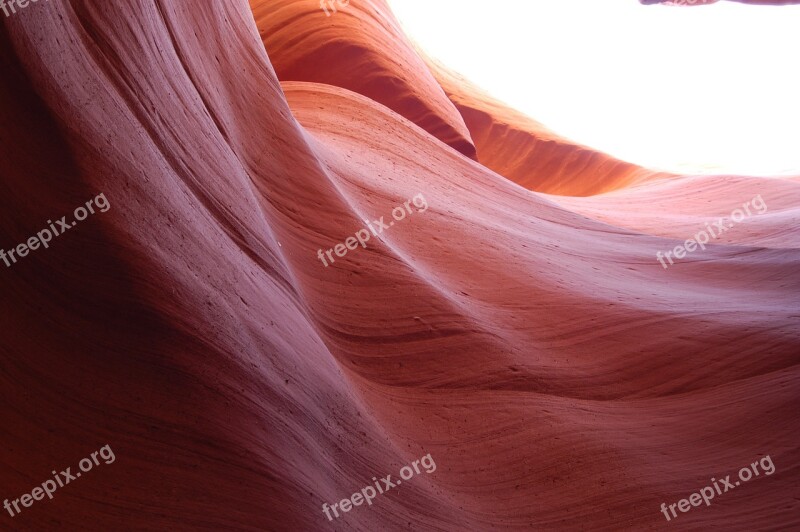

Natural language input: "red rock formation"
[250,0,477,158]
[1,0,798,530]
[550,174,800,248]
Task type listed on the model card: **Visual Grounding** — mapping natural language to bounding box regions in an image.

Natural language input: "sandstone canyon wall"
[0,0,797,530]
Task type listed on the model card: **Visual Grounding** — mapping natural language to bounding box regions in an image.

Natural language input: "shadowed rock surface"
[0,0,798,530]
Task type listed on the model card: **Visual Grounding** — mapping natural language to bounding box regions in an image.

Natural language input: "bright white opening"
[389,0,800,176]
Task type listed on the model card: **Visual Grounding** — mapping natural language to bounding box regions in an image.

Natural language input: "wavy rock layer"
[549,174,800,248]
[1,0,798,531]
[250,0,477,158]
